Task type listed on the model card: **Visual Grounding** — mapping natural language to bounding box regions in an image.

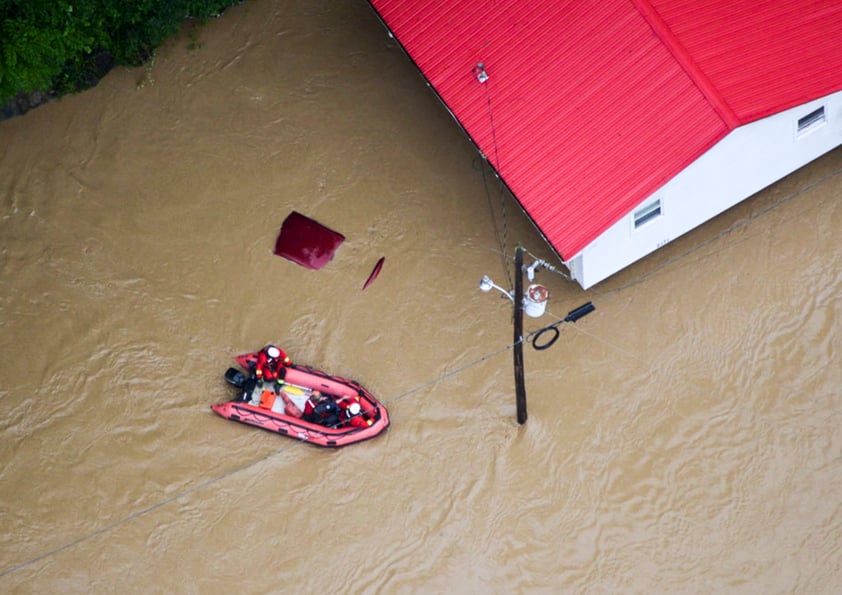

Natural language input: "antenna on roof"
[473,62,489,83]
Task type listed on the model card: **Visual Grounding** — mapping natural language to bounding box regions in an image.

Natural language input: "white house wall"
[568,90,842,289]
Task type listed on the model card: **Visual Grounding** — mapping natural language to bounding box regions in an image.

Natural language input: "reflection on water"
[1,0,840,592]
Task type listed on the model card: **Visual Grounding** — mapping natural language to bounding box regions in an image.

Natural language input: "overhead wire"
[11,63,840,586]
[478,158,511,287]
[10,159,836,578]
[0,344,520,578]
[7,64,525,580]
[476,65,513,289]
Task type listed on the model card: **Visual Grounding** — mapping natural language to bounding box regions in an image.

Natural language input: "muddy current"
[1,1,840,593]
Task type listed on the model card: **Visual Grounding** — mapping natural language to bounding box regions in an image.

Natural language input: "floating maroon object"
[363,257,385,290]
[273,211,345,270]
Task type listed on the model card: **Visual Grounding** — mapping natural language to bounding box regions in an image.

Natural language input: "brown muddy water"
[1,1,840,593]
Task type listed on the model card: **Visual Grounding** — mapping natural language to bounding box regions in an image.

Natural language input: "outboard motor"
[224,367,246,389]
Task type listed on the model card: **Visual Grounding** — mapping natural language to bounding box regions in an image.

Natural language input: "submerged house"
[366,1,842,289]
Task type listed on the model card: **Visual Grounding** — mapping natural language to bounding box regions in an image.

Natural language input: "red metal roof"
[367,0,842,259]
[652,0,842,123]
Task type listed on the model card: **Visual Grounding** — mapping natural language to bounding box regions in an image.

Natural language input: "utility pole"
[480,246,594,425]
[513,246,527,424]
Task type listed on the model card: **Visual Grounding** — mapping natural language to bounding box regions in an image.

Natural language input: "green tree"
[0,0,239,104]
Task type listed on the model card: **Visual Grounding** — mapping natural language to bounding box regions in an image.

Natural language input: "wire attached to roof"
[474,60,513,289]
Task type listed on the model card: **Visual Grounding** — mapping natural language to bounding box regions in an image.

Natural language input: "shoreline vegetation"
[0,0,242,120]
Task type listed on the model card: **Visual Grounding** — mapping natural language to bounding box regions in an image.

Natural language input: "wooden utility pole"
[513,246,527,424]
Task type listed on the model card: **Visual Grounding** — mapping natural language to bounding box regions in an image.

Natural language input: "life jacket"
[255,348,289,381]
[307,399,340,427]
[343,404,373,428]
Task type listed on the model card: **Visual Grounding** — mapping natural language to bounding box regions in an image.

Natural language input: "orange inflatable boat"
[213,352,390,448]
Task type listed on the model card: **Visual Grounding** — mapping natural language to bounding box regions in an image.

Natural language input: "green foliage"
[0,0,241,103]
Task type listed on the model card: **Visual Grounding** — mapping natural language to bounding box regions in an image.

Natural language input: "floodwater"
[1,1,840,592]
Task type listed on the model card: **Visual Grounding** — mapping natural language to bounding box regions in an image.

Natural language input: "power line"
[474,61,513,289]
[7,137,839,583]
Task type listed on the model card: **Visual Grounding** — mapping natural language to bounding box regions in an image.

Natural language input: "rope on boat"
[385,342,514,404]
[0,437,302,579]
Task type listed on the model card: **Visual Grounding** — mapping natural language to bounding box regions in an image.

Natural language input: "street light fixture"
[479,275,514,303]
[479,272,549,318]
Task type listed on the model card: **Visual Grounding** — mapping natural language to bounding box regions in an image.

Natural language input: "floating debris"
[363,257,385,290]
[273,211,345,270]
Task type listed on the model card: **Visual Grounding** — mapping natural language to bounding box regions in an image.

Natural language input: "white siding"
[567,90,842,289]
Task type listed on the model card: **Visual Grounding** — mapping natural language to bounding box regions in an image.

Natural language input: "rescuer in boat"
[337,395,375,428]
[254,345,290,391]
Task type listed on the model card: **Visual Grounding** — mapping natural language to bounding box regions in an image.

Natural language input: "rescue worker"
[254,345,290,390]
[338,396,374,428]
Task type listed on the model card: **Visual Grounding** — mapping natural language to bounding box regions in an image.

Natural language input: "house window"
[633,199,662,229]
[797,106,826,136]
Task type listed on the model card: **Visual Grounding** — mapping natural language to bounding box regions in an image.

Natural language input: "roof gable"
[652,0,842,122]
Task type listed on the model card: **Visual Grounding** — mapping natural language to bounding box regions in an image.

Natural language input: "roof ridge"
[630,0,741,129]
